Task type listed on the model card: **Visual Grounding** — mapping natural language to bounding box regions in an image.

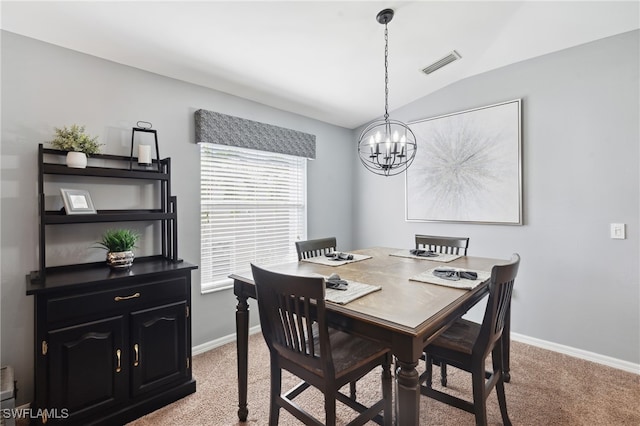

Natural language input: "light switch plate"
[610,223,626,239]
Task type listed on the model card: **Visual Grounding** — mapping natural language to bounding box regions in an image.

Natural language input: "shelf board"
[44,147,155,162]
[44,209,176,224]
[43,163,168,180]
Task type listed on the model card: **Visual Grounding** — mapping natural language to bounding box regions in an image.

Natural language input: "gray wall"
[353,30,639,364]
[0,31,355,405]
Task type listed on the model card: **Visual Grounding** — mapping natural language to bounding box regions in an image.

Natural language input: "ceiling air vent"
[421,50,461,75]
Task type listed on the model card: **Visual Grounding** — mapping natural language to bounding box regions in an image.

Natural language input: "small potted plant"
[48,124,102,168]
[95,229,140,270]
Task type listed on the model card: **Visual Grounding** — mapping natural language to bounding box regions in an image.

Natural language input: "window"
[200,144,306,293]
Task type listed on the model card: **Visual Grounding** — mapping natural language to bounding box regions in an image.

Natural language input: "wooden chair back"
[474,254,520,358]
[295,237,337,260]
[415,234,469,255]
[251,264,333,377]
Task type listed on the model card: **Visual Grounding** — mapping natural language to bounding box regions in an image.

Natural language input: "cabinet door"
[130,301,188,397]
[48,316,127,421]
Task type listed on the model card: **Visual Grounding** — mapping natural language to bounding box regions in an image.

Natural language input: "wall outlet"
[610,223,626,239]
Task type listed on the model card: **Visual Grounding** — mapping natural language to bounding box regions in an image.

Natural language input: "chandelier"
[358,8,417,177]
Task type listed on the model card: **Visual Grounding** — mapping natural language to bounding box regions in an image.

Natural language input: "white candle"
[138,145,152,165]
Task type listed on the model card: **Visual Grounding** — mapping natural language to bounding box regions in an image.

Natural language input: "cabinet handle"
[114,292,140,302]
[116,349,122,373]
[134,344,139,367]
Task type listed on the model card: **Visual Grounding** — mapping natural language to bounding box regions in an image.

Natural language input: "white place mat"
[301,253,372,267]
[409,267,491,290]
[325,280,381,305]
[389,250,461,263]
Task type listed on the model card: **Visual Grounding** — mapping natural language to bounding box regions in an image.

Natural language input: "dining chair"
[251,264,392,426]
[415,234,470,386]
[296,237,337,260]
[419,254,520,426]
[415,234,470,256]
[295,236,365,400]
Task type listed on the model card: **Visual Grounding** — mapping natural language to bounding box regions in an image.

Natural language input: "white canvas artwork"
[406,99,522,224]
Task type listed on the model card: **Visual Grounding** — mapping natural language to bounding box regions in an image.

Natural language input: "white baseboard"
[192,328,639,375]
[192,325,262,356]
[511,332,639,375]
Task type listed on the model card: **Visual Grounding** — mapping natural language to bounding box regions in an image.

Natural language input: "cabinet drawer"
[47,277,187,324]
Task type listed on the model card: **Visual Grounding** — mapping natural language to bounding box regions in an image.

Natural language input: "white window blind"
[200,144,306,293]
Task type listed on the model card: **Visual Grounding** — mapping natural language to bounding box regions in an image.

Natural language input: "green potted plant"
[95,229,140,269]
[48,124,102,168]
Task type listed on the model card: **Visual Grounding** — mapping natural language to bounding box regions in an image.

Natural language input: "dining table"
[231,246,510,425]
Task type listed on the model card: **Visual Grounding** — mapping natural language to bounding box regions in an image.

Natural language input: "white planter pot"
[66,151,87,168]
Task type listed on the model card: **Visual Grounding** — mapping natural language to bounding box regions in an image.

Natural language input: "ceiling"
[2,1,638,129]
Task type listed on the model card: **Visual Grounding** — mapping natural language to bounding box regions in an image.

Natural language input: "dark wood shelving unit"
[27,144,196,425]
[35,144,180,282]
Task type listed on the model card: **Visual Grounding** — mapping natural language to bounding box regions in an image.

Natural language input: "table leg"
[395,358,420,425]
[503,304,511,383]
[236,292,249,422]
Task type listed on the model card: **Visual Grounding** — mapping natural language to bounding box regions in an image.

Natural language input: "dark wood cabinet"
[47,316,127,421]
[27,146,197,424]
[29,263,196,425]
[130,300,188,398]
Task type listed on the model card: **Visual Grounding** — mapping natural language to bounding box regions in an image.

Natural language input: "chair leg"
[425,354,433,388]
[440,362,448,387]
[471,362,488,426]
[382,353,393,426]
[496,378,511,426]
[350,381,357,400]
[426,355,448,387]
[325,390,337,426]
[269,360,281,426]
[493,345,512,426]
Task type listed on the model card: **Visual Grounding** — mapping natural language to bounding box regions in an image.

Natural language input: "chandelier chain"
[384,23,389,121]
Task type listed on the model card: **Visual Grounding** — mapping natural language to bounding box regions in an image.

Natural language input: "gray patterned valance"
[194,109,316,159]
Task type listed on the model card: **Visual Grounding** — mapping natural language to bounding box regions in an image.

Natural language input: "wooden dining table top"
[233,246,506,338]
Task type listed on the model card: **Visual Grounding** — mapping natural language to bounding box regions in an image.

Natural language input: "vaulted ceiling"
[2,1,638,128]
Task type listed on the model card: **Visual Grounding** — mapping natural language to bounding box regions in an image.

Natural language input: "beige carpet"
[129,333,640,425]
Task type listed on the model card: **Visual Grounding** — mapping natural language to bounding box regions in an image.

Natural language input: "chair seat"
[328,330,389,380]
[430,318,480,356]
[285,329,388,382]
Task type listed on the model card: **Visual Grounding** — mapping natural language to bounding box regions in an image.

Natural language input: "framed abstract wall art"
[406,99,522,225]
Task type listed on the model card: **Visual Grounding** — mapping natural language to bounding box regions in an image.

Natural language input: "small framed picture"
[60,188,97,215]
